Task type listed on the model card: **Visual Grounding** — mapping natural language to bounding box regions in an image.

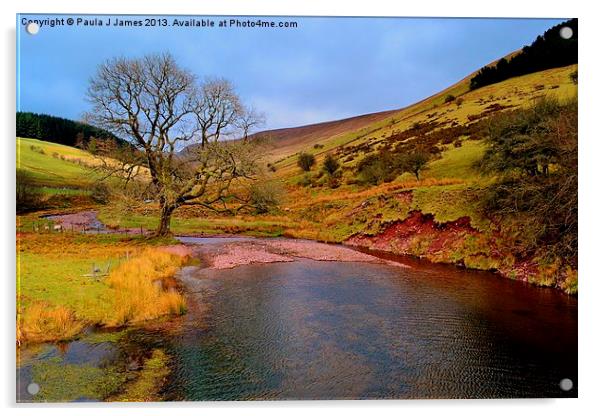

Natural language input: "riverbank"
[16,227,190,346]
[20,207,577,295]
[179,236,410,270]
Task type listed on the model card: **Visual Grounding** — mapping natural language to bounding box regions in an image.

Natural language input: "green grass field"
[17,137,100,189]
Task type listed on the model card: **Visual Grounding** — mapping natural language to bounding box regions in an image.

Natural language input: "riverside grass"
[104,248,187,326]
[17,232,188,345]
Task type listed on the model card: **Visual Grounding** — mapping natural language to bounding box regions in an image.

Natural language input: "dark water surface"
[163,252,577,400]
[18,240,578,401]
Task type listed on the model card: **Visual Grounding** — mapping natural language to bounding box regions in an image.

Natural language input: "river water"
[18,238,578,401]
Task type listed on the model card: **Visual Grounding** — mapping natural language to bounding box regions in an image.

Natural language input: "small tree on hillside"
[236,106,266,141]
[322,154,340,176]
[400,151,430,180]
[297,152,316,172]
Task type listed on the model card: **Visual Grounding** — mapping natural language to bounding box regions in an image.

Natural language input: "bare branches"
[192,78,244,147]
[85,53,267,235]
[236,106,266,141]
[85,53,196,154]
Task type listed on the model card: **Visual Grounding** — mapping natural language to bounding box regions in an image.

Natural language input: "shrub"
[570,70,578,84]
[327,177,341,189]
[357,154,395,185]
[298,173,312,187]
[322,154,340,176]
[297,152,316,171]
[478,96,577,264]
[453,139,463,148]
[398,151,430,180]
[29,145,45,154]
[16,169,43,213]
[90,182,111,204]
[444,94,456,103]
[455,97,464,107]
[249,180,283,213]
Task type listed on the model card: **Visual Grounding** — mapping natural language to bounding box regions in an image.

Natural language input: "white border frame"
[3,1,600,415]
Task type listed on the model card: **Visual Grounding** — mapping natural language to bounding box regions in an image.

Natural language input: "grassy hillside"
[259,64,577,292]
[255,50,528,166]
[272,64,576,175]
[17,137,99,190]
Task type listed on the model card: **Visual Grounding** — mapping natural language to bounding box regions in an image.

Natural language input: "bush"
[297,152,316,171]
[327,177,341,189]
[570,70,578,85]
[16,169,43,213]
[357,154,395,185]
[455,97,464,107]
[398,151,430,180]
[90,182,111,204]
[478,96,577,264]
[298,174,312,187]
[249,180,283,214]
[29,145,45,154]
[322,154,340,176]
[444,94,456,103]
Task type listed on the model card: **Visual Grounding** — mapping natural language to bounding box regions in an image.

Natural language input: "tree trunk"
[155,203,175,236]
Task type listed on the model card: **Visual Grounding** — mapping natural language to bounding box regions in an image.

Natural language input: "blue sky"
[17,15,565,130]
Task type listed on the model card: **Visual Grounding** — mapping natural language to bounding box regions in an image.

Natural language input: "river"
[17,237,578,401]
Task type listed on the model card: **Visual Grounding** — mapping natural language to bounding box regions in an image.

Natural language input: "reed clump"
[18,302,84,344]
[103,248,187,326]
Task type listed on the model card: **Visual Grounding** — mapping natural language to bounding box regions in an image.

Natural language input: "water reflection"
[164,259,577,400]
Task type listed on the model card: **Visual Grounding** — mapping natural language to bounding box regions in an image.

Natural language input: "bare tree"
[86,53,263,236]
[236,106,266,141]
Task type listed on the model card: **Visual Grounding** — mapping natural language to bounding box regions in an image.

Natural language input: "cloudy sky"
[17,15,564,130]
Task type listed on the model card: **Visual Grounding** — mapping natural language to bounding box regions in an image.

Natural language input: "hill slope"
[266,63,577,293]
[17,137,100,189]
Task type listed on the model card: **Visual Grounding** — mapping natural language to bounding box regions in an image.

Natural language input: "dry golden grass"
[286,177,464,209]
[103,248,187,326]
[17,230,190,344]
[18,302,84,345]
